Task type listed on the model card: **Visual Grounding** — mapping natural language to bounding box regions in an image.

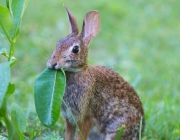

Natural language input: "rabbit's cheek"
[63,62,71,68]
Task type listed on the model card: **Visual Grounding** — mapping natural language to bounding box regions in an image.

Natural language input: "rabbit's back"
[89,66,144,134]
[89,66,144,115]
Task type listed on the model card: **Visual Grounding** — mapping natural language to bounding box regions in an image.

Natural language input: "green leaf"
[11,103,26,139]
[0,83,15,121]
[0,5,15,40]
[0,82,15,118]
[0,62,10,108]
[0,43,8,57]
[115,125,125,140]
[11,0,29,35]
[34,68,66,126]
[6,82,15,96]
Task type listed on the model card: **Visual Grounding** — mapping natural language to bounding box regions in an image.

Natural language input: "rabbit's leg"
[65,119,76,140]
[105,128,138,140]
[76,118,92,140]
[87,126,105,140]
[119,125,139,140]
[104,114,140,140]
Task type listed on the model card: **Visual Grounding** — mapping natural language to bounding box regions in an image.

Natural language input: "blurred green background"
[0,0,180,139]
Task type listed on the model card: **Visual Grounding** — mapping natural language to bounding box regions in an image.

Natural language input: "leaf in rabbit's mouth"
[34,68,66,126]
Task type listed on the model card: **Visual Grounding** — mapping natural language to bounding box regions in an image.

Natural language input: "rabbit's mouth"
[47,61,80,72]
[47,59,84,72]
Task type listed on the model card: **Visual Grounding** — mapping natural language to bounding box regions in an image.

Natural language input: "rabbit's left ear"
[81,11,100,46]
[65,7,79,35]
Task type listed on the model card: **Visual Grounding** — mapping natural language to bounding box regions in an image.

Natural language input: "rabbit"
[47,7,145,140]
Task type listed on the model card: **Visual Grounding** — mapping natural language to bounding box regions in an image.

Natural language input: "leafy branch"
[0,0,29,139]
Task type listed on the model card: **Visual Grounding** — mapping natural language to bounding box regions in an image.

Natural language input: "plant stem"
[0,97,19,140]
[8,42,15,61]
[3,112,15,140]
[0,87,18,140]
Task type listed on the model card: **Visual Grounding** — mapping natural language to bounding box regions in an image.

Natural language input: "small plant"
[0,0,29,139]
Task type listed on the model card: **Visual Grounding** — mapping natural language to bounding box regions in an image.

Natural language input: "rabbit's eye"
[72,45,79,54]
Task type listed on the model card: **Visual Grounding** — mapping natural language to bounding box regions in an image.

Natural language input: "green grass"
[1,0,180,139]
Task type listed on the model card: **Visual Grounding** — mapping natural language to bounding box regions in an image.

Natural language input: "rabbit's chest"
[61,80,91,125]
[60,71,94,124]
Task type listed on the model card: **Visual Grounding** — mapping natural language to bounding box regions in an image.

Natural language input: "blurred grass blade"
[11,103,26,140]
[0,5,15,40]
[139,116,143,140]
[115,125,125,140]
[0,62,10,108]
[11,0,29,36]
[34,68,66,126]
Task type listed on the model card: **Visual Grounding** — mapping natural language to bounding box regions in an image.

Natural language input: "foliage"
[11,103,26,139]
[34,68,66,127]
[0,0,29,139]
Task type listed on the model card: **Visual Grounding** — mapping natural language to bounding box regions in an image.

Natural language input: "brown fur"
[47,7,145,140]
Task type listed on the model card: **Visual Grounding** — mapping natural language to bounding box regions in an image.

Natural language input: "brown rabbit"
[47,7,145,140]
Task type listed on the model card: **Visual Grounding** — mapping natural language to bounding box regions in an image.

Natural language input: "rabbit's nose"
[47,61,57,69]
[51,63,57,68]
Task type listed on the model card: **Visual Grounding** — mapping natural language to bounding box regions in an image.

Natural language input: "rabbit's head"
[47,7,100,72]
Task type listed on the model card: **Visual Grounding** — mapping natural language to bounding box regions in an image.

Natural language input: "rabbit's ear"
[65,7,79,35]
[81,11,100,46]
